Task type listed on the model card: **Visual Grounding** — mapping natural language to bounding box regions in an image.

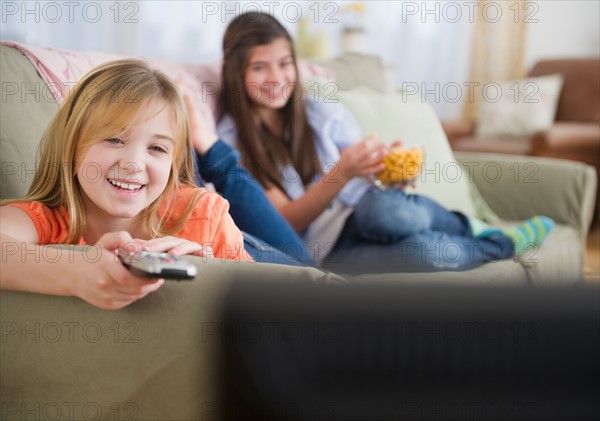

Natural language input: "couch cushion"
[350,258,528,286]
[316,52,391,94]
[311,84,478,217]
[349,223,582,286]
[0,45,58,200]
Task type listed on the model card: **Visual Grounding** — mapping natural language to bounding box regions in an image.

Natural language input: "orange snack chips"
[376,147,424,183]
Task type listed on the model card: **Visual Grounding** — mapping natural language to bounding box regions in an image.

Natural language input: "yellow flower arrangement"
[340,2,366,32]
[341,2,365,13]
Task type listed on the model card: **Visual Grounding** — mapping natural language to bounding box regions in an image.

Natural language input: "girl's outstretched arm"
[186,92,316,264]
[1,207,164,310]
[267,136,388,233]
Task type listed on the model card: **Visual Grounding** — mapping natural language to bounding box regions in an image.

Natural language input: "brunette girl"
[216,12,554,274]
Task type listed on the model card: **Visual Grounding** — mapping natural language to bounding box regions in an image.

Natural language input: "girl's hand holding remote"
[73,231,165,310]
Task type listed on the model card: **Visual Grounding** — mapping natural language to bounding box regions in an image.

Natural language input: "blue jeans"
[242,232,308,267]
[196,140,315,267]
[323,188,514,274]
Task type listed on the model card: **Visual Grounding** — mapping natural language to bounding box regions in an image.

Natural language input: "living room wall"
[1,0,598,119]
[3,1,597,63]
[524,0,600,68]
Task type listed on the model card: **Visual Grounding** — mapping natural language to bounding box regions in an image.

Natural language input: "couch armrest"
[454,152,597,240]
[441,119,476,144]
[0,258,344,420]
[531,122,600,156]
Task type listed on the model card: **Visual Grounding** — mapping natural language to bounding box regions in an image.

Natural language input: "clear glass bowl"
[372,144,425,190]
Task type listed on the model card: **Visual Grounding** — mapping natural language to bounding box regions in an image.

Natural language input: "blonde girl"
[1,60,251,309]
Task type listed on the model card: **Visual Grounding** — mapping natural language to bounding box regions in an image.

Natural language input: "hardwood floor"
[584,224,600,284]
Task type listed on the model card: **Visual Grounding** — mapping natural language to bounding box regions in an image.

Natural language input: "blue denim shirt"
[217,98,372,207]
[217,99,373,261]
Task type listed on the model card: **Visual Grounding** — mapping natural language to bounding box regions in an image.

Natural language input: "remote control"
[118,249,197,281]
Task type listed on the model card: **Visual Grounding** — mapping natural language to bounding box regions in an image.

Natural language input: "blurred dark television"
[218,280,599,421]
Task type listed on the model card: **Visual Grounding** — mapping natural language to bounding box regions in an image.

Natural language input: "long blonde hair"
[2,59,202,243]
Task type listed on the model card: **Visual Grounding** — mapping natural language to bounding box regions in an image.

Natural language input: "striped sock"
[497,216,555,256]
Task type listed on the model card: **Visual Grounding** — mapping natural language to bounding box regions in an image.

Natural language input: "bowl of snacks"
[374,146,425,190]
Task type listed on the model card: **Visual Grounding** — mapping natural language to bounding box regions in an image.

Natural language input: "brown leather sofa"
[444,58,600,222]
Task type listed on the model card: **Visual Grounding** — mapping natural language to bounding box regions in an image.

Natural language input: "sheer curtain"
[363,2,475,119]
[1,1,474,118]
[462,0,528,120]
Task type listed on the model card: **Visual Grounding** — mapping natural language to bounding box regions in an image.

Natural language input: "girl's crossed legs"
[324,188,514,274]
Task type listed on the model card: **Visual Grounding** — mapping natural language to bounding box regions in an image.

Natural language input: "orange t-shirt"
[7,185,253,262]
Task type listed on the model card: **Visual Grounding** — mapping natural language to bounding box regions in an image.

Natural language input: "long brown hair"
[221,11,321,192]
[1,59,203,243]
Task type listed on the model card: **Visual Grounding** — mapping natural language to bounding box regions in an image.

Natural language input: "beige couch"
[1,44,597,420]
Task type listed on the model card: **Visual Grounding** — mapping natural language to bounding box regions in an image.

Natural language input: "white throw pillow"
[476,74,564,137]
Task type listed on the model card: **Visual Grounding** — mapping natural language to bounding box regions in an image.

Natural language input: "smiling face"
[76,100,175,226]
[244,37,297,110]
